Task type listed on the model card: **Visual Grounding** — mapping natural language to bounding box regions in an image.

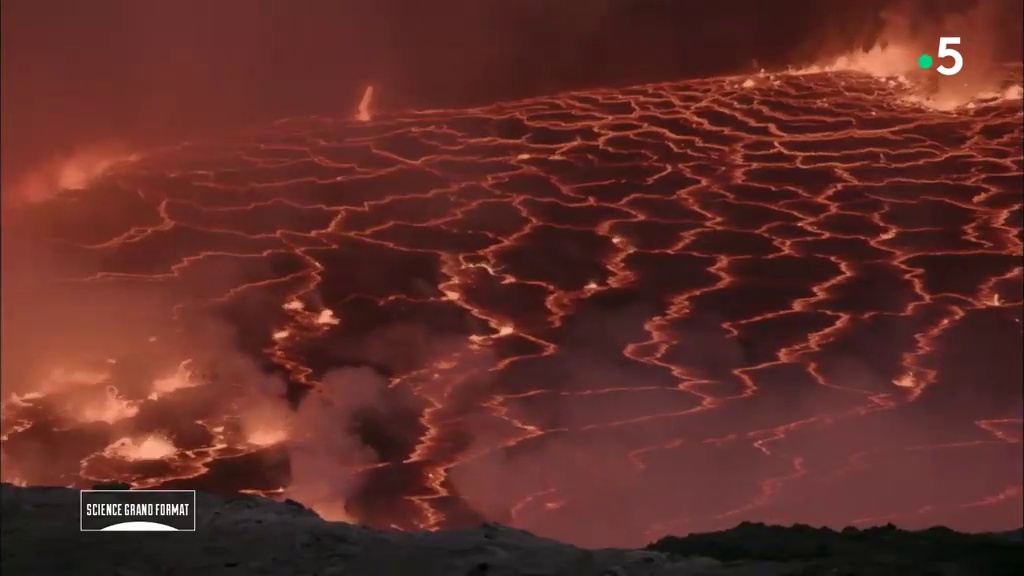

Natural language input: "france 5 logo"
[918,37,963,76]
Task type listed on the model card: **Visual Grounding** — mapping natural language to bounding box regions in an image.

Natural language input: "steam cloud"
[0,194,395,512]
[803,0,1023,107]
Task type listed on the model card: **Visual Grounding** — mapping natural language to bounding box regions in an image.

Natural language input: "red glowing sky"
[4,0,1021,184]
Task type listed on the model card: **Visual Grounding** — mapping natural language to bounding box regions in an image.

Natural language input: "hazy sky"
[2,0,1020,186]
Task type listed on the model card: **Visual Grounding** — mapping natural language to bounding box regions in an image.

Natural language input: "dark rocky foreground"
[2,484,1020,575]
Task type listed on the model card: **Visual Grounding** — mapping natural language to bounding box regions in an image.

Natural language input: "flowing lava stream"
[1,66,1022,548]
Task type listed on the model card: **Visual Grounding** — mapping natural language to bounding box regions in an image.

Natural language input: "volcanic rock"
[3,484,1021,575]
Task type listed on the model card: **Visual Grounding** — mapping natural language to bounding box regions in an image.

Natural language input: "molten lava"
[104,435,178,462]
[1,65,1021,548]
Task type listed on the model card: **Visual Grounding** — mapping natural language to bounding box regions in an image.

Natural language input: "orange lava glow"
[103,435,178,462]
[798,0,1022,111]
[7,144,141,204]
[356,86,375,122]
[1,62,1021,548]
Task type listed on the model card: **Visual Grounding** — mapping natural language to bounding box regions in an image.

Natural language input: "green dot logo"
[918,54,934,69]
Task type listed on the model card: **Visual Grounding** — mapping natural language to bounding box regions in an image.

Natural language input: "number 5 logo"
[936,37,963,76]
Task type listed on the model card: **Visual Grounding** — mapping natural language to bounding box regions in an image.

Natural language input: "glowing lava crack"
[2,68,1022,548]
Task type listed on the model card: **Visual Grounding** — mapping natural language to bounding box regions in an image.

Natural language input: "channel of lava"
[1,67,1022,548]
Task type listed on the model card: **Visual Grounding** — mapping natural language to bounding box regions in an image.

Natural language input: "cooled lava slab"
[3,69,1022,548]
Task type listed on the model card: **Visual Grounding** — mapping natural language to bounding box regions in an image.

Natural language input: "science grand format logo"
[80,489,197,532]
